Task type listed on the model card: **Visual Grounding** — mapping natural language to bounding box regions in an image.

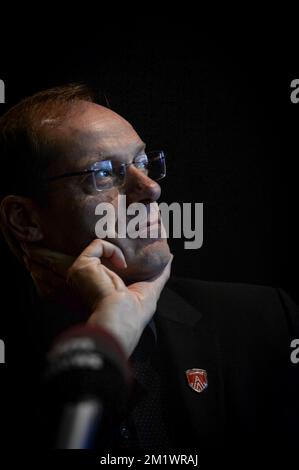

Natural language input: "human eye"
[93,160,113,180]
[134,154,149,173]
[96,168,112,178]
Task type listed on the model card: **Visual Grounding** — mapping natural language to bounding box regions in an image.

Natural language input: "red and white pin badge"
[185,368,208,393]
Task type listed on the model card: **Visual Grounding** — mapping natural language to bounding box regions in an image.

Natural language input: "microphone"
[43,324,131,449]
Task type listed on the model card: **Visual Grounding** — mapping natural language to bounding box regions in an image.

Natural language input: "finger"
[21,243,75,277]
[78,239,127,270]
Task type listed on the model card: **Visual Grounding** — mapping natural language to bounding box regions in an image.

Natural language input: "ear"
[0,195,44,242]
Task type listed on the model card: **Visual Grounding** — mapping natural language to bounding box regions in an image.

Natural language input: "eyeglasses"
[43,150,166,192]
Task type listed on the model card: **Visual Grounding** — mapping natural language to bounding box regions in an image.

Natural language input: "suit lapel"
[154,285,226,444]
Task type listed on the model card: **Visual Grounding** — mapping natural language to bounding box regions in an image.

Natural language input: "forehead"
[42,101,144,172]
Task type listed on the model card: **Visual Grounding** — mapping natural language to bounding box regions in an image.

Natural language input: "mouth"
[126,217,162,238]
[142,217,161,229]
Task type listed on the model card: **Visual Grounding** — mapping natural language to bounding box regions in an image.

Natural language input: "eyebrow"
[84,141,147,168]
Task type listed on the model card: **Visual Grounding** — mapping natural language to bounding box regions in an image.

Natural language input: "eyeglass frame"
[42,150,166,192]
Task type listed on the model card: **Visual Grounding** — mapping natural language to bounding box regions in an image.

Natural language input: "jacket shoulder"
[167,277,299,337]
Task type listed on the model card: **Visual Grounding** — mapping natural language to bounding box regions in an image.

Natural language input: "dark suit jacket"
[150,278,299,462]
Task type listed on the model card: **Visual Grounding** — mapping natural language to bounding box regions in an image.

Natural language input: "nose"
[124,165,161,205]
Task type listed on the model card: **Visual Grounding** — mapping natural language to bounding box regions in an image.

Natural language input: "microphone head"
[43,324,131,413]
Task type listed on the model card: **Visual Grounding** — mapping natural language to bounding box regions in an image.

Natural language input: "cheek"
[39,185,120,254]
[66,190,120,243]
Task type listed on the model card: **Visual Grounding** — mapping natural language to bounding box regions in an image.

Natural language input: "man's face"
[36,101,171,282]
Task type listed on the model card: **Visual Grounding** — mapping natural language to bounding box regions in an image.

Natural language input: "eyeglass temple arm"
[44,169,95,182]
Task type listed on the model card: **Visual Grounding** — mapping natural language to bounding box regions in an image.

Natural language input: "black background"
[1,22,298,302]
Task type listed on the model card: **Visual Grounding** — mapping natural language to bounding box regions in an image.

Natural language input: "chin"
[120,240,171,284]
